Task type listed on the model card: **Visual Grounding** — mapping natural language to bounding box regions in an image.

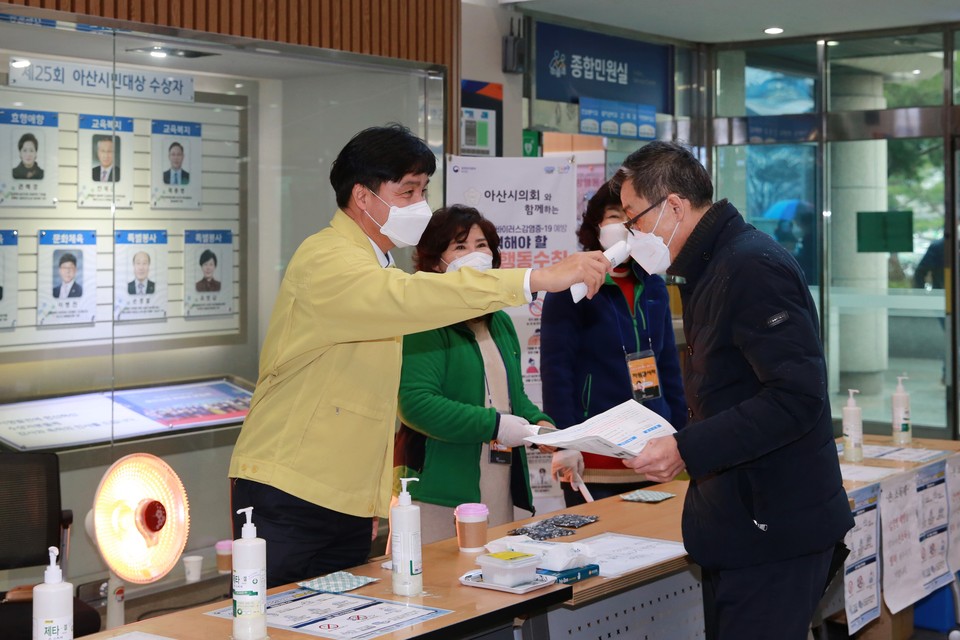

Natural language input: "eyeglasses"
[623,196,667,234]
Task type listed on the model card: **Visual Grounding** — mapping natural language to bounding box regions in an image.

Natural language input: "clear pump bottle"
[391,477,422,596]
[33,546,73,640]
[891,374,912,446]
[842,389,863,462]
[233,506,267,640]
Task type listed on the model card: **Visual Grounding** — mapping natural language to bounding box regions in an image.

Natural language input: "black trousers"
[700,544,835,640]
[231,478,373,588]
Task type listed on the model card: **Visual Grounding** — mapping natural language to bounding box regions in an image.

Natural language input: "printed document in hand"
[524,399,675,459]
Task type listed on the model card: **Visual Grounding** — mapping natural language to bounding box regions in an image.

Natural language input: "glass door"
[825,137,947,431]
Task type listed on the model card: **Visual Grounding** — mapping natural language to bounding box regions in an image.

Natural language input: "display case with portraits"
[0,5,444,592]
[0,7,444,430]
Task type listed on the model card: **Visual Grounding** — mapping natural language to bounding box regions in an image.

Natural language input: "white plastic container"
[391,477,423,596]
[891,374,912,446]
[476,551,540,588]
[33,546,73,640]
[842,389,863,463]
[233,506,267,640]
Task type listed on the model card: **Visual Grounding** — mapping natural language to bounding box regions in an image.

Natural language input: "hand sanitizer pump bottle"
[842,389,863,462]
[233,506,267,640]
[891,374,912,446]
[33,546,73,640]
[391,477,423,596]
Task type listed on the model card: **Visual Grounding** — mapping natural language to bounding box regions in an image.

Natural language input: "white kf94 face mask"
[443,251,494,273]
[598,222,629,251]
[365,190,433,248]
[627,200,678,274]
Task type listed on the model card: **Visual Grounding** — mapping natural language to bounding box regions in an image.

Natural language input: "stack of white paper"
[524,399,675,459]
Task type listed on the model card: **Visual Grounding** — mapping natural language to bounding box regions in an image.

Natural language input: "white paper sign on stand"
[843,483,881,634]
[946,454,960,574]
[879,470,923,613]
[445,155,579,408]
[446,155,579,517]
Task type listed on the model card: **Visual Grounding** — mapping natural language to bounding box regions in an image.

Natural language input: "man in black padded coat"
[612,141,853,640]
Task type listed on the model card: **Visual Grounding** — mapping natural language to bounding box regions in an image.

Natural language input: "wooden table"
[81,480,693,639]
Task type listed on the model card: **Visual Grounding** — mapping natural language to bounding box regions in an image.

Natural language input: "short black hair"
[18,132,38,151]
[168,141,184,153]
[199,249,217,266]
[59,252,77,267]
[611,141,713,209]
[329,124,436,208]
[579,182,620,251]
[414,205,501,273]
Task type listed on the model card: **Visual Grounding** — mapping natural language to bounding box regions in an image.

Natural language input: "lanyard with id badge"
[485,368,515,465]
[609,278,662,403]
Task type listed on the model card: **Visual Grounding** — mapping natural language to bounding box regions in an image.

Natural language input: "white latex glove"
[495,414,538,448]
[551,449,584,483]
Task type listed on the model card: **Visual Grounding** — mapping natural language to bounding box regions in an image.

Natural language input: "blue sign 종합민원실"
[536,22,671,113]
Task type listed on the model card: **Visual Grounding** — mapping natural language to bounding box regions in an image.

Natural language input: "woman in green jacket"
[394,205,554,544]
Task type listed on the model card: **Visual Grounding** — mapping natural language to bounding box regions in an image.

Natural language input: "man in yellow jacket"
[229,124,609,586]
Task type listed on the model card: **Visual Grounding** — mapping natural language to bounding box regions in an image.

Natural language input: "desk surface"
[82,480,690,639]
[77,438,960,639]
[842,435,960,491]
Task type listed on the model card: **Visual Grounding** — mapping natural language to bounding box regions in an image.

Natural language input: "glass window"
[716,44,818,117]
[715,143,818,284]
[955,31,960,105]
[0,12,442,591]
[827,33,944,111]
[826,138,946,430]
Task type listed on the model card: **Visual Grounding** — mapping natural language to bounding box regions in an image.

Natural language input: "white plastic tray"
[458,569,557,594]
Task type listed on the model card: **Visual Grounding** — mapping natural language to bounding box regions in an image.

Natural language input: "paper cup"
[215,539,233,574]
[454,503,489,552]
[182,554,203,583]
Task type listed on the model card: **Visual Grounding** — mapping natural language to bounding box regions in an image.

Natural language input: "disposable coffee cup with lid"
[454,502,489,552]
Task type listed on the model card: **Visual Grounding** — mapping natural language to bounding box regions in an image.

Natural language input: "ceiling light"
[10,58,31,68]
[764,27,784,35]
[127,46,218,59]
[827,41,839,46]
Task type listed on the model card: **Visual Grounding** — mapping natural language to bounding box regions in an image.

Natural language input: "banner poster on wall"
[151,120,202,210]
[0,109,59,208]
[77,114,134,209]
[36,229,97,326]
[114,230,168,322]
[576,163,607,229]
[446,155,578,410]
[0,230,18,328]
[183,230,233,317]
